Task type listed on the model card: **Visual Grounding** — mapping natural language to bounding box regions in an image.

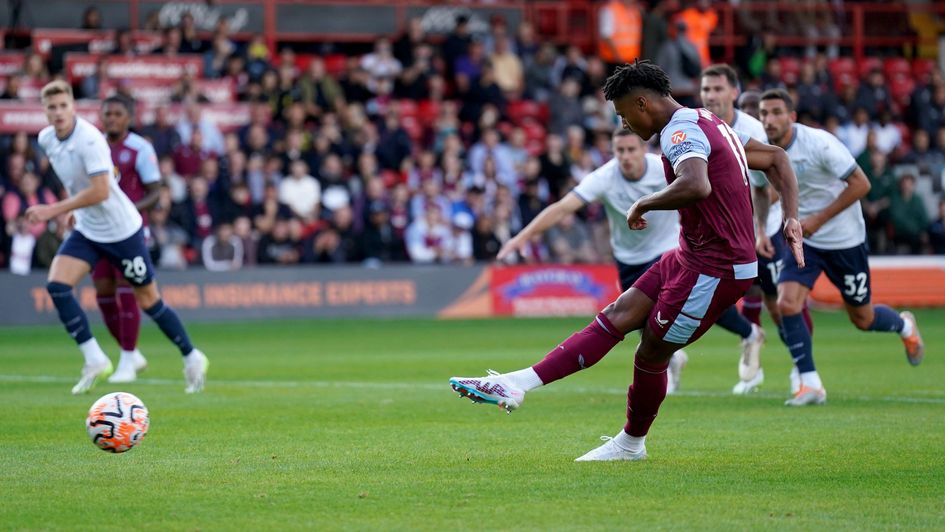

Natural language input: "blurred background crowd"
[2,0,945,274]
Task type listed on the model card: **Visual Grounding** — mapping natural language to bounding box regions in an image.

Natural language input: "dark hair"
[613,128,634,137]
[760,88,795,112]
[701,64,739,88]
[102,95,135,116]
[602,60,672,101]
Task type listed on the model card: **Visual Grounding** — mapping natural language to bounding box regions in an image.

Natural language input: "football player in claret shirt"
[450,61,803,461]
[29,81,208,395]
[93,95,162,383]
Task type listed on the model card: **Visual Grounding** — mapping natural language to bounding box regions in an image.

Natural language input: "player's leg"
[449,256,665,412]
[741,284,764,326]
[105,227,208,393]
[93,260,122,349]
[823,244,924,365]
[776,241,826,405]
[48,233,113,394]
[576,262,754,461]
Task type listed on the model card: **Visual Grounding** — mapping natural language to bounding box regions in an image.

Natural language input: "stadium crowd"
[2,3,945,273]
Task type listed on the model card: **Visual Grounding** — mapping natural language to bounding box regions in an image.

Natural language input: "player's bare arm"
[742,139,804,266]
[26,172,110,224]
[751,184,774,258]
[498,192,584,260]
[627,158,710,230]
[800,167,870,237]
[135,181,162,212]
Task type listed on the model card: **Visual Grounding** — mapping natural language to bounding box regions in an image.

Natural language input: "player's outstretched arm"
[136,182,162,212]
[25,172,110,224]
[497,192,584,260]
[742,139,804,266]
[751,185,775,258]
[627,158,710,230]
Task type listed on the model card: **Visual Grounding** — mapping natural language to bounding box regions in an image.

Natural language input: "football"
[85,392,150,453]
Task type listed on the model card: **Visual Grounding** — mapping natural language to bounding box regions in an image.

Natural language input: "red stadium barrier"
[99,78,236,104]
[0,54,25,77]
[32,29,116,57]
[64,53,204,84]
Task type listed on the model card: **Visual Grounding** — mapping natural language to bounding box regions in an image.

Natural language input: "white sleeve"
[571,166,608,203]
[81,131,114,177]
[817,131,858,180]
[134,141,162,184]
[599,8,615,38]
[660,120,711,172]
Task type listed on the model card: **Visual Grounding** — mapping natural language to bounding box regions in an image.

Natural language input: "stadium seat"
[828,58,857,91]
[912,58,937,83]
[883,57,911,81]
[858,56,883,77]
[777,57,801,86]
[507,100,549,125]
[323,54,347,77]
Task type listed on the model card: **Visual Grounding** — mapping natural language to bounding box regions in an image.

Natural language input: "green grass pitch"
[1,310,943,530]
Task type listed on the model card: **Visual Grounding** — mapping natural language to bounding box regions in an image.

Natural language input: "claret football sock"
[532,313,624,385]
[741,294,763,326]
[117,287,141,352]
[623,356,670,437]
[96,295,122,346]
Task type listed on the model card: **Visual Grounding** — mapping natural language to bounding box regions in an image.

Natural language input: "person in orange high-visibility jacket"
[675,0,717,68]
[598,0,643,64]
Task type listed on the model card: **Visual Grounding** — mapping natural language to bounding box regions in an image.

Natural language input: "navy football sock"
[715,305,754,339]
[47,281,92,345]
[781,313,815,373]
[868,305,905,333]
[144,299,194,356]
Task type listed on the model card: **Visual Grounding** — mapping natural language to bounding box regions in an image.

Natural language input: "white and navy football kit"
[39,118,155,286]
[776,124,870,306]
[734,109,785,297]
[572,153,680,290]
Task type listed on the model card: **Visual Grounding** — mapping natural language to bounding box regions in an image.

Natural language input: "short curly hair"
[602,60,672,101]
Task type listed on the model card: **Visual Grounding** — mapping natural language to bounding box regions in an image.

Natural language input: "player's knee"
[777,298,803,317]
[46,281,73,297]
[849,312,873,331]
[133,284,160,309]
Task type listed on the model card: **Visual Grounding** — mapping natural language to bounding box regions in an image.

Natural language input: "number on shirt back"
[716,123,750,185]
[122,256,147,283]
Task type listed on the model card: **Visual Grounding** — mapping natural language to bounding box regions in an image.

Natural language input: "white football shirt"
[782,124,864,249]
[733,110,783,238]
[38,117,142,243]
[572,153,680,265]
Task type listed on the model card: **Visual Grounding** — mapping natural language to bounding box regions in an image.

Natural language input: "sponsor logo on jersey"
[671,130,687,144]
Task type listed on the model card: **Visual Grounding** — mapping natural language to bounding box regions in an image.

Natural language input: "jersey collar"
[783,125,798,151]
[56,118,78,142]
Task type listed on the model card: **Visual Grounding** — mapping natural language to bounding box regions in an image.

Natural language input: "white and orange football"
[86,392,150,453]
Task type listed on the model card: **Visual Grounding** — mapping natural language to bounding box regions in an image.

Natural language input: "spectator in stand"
[540,134,572,200]
[175,176,216,245]
[642,0,676,61]
[490,34,524,98]
[524,43,557,102]
[4,131,41,174]
[173,129,215,178]
[158,26,184,57]
[3,172,57,239]
[232,216,257,266]
[396,43,434,101]
[656,21,702,106]
[468,128,516,187]
[861,151,896,253]
[0,75,21,99]
[445,211,475,265]
[553,45,588,89]
[872,111,902,157]
[795,62,833,123]
[113,29,136,56]
[405,204,452,263]
[928,199,945,254]
[178,103,226,155]
[205,32,236,78]
[394,17,428,67]
[916,83,945,138]
[22,54,50,85]
[279,160,321,221]
[516,21,539,66]
[179,12,205,54]
[257,218,300,264]
[361,38,402,91]
[900,129,945,180]
[410,175,451,221]
[442,15,472,78]
[375,109,413,171]
[675,0,717,68]
[81,6,102,30]
[473,209,501,261]
[546,213,598,264]
[299,58,344,117]
[548,77,584,137]
[838,107,871,158]
[758,58,786,91]
[855,69,890,119]
[150,203,189,269]
[361,200,405,264]
[598,0,643,66]
[202,222,243,271]
[518,174,547,228]
[306,204,359,263]
[889,174,930,254]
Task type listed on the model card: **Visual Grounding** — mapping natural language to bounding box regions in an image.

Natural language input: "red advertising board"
[491,265,620,317]
[65,54,204,83]
[0,54,24,76]
[100,79,235,104]
[32,29,116,57]
[0,102,250,134]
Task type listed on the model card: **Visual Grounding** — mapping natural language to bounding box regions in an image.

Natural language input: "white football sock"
[613,430,646,453]
[799,370,823,390]
[746,323,761,343]
[504,367,544,391]
[78,338,109,366]
[900,317,913,338]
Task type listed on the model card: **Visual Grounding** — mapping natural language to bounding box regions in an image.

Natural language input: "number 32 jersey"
[659,107,757,280]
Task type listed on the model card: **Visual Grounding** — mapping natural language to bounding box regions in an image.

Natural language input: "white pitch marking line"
[1,374,944,405]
